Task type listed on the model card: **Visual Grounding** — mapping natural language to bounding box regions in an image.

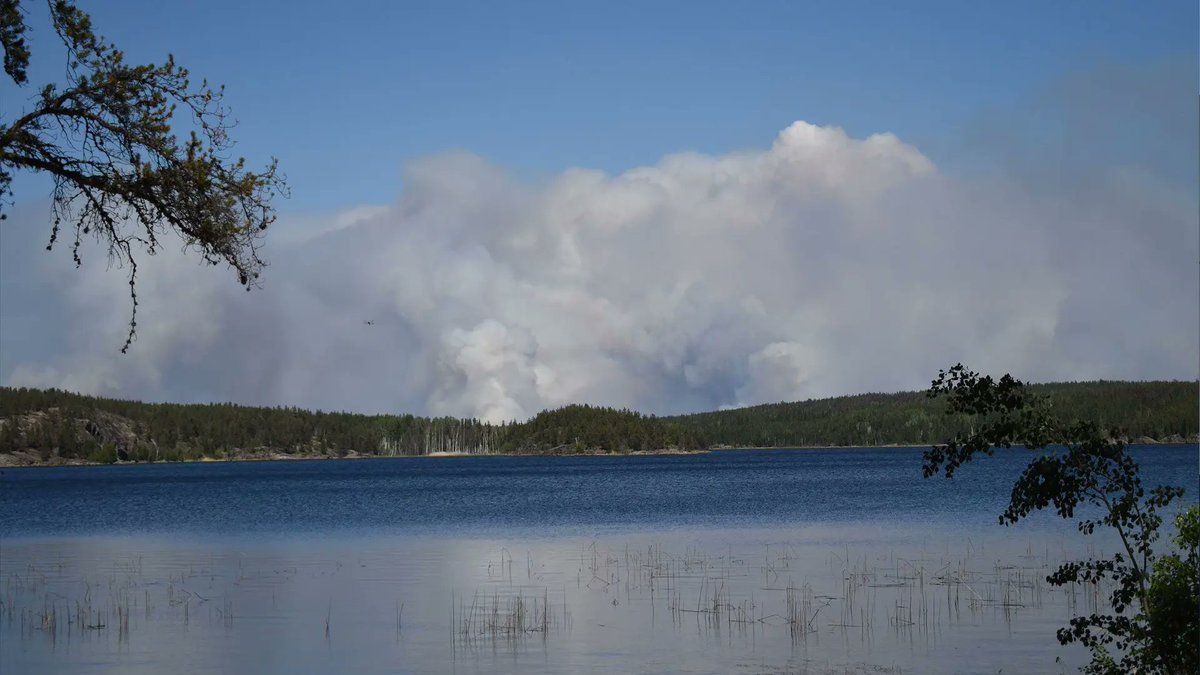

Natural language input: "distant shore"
[0,446,713,468]
[2,439,1194,469]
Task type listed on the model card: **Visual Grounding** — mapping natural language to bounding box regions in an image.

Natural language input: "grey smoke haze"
[1,66,1196,422]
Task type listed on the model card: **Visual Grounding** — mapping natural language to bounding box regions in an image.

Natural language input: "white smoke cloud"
[2,88,1197,422]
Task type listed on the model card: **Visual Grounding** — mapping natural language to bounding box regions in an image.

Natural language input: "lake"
[1,446,1195,674]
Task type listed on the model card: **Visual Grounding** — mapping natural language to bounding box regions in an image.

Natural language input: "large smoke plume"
[2,65,1196,421]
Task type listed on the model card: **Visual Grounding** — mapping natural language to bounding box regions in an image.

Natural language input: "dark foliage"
[0,387,705,461]
[1,1,286,351]
[923,364,1197,674]
[671,380,1196,448]
[497,404,704,454]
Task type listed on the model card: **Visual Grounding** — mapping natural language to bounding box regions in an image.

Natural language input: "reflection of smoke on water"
[1,532,1098,674]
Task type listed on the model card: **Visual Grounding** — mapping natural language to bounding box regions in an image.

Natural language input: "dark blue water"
[1,446,1194,539]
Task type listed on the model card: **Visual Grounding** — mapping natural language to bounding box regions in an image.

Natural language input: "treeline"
[0,388,704,463]
[0,380,1193,464]
[0,387,391,462]
[668,381,1199,447]
[497,405,705,454]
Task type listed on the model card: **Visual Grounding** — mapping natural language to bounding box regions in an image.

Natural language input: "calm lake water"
[1,446,1195,674]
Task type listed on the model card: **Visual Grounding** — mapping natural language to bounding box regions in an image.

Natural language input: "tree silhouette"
[1,1,287,351]
[924,364,1196,674]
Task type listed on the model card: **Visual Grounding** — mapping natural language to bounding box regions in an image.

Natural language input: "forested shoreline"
[0,388,705,465]
[0,381,1195,466]
[669,381,1199,448]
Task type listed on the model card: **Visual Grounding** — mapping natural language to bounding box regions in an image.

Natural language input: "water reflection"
[7,447,1190,673]
[3,526,1092,674]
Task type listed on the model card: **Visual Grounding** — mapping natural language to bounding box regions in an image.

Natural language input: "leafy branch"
[924,364,1194,674]
[1,0,287,351]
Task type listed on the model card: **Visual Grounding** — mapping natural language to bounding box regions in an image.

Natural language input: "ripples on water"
[0,446,1194,674]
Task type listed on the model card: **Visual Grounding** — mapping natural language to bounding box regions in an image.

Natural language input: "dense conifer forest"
[0,388,703,463]
[669,381,1198,447]
[0,380,1194,465]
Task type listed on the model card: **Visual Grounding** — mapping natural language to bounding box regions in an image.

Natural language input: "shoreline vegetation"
[9,442,1200,469]
[1,381,1196,468]
[0,445,717,468]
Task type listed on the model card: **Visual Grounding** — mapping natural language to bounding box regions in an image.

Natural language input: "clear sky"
[2,1,1197,419]
[10,0,1196,209]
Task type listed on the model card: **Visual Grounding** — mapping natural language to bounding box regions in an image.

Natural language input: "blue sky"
[10,0,1197,210]
[2,1,1197,417]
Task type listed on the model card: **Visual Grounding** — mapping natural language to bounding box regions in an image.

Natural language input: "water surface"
[2,446,1194,674]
